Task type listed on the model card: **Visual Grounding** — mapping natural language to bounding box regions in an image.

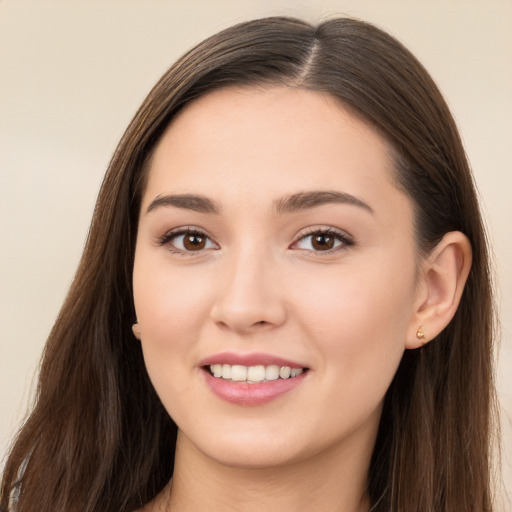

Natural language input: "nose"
[209,246,287,334]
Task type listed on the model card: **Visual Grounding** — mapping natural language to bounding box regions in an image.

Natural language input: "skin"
[132,86,471,511]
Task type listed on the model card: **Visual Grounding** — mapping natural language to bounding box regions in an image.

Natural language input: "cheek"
[134,247,212,327]
[290,255,416,382]
[132,253,215,383]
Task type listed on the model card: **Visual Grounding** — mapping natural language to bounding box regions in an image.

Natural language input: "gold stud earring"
[416,326,426,344]
[132,322,141,340]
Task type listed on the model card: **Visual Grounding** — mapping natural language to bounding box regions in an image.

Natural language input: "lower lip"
[203,370,307,406]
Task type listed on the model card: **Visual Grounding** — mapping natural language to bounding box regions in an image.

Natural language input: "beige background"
[1,0,511,506]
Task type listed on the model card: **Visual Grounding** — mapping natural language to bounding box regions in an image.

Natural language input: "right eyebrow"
[146,194,221,215]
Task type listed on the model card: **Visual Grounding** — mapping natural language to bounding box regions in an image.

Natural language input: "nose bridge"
[210,238,286,332]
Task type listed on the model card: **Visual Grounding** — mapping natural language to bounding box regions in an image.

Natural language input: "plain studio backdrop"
[1,0,511,506]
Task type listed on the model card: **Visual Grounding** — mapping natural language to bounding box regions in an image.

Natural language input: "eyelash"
[157,227,354,255]
[157,227,218,255]
[291,227,354,254]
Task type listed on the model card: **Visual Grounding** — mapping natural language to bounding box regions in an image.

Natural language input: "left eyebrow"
[274,190,374,215]
[146,194,221,215]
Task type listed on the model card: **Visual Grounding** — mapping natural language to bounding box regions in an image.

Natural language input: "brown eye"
[292,229,353,253]
[183,233,206,251]
[311,233,335,251]
[161,229,218,253]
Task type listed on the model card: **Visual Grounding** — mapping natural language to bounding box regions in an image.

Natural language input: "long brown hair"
[1,16,497,512]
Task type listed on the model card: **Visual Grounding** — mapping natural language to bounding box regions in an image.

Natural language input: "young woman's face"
[133,87,423,469]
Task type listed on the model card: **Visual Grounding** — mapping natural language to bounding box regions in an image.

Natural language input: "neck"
[161,429,373,512]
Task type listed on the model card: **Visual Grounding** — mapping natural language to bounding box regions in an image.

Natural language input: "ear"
[405,231,472,349]
[132,322,142,340]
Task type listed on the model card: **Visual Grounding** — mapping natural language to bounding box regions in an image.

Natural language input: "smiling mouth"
[206,364,307,384]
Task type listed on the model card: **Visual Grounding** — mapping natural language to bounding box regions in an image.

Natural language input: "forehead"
[143,86,404,215]
[158,86,387,158]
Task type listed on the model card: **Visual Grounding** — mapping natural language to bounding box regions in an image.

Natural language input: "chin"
[207,446,306,470]
[182,427,313,469]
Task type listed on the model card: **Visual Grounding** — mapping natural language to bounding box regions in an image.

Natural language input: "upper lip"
[199,352,308,369]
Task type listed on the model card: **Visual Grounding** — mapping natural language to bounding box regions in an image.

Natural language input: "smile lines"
[209,364,305,383]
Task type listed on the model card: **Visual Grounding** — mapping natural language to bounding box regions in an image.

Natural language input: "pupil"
[312,234,334,251]
[184,234,205,250]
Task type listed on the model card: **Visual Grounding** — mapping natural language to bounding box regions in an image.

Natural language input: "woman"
[0,16,497,512]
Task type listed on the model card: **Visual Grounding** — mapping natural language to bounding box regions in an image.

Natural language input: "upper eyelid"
[158,226,217,245]
[293,226,353,241]
[156,225,353,249]
[290,227,354,251]
[161,225,211,238]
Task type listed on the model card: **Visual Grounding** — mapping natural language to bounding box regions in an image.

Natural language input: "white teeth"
[279,366,291,379]
[247,365,266,382]
[265,365,280,381]
[222,364,232,379]
[231,365,247,381]
[209,364,305,383]
[211,364,222,378]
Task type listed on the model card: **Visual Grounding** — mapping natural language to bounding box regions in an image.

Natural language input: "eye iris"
[183,234,206,251]
[311,233,335,250]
